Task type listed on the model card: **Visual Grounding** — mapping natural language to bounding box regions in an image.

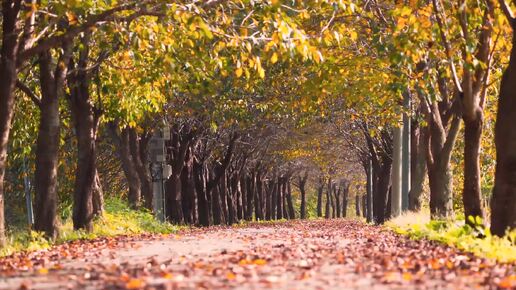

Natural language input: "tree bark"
[463,111,485,223]
[286,180,295,219]
[194,158,210,226]
[298,173,308,219]
[325,178,331,219]
[34,44,72,238]
[34,52,62,238]
[0,0,22,247]
[317,177,324,217]
[342,182,349,218]
[67,33,104,231]
[92,169,104,217]
[491,17,516,236]
[255,171,264,220]
[409,122,427,211]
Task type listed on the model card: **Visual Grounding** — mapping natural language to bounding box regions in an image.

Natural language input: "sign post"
[149,123,171,222]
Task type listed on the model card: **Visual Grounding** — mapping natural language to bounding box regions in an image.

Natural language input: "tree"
[491,0,516,236]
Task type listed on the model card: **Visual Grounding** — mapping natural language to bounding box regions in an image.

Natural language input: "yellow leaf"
[253,259,267,266]
[235,67,243,78]
[38,268,49,275]
[270,52,278,64]
[226,272,236,280]
[350,31,358,41]
[258,67,265,79]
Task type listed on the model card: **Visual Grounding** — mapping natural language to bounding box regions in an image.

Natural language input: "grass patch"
[1,197,178,257]
[386,210,516,263]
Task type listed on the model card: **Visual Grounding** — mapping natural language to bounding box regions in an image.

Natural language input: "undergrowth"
[386,210,516,263]
[0,197,178,257]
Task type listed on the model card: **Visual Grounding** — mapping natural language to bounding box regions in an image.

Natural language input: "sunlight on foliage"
[386,211,516,263]
[0,198,178,257]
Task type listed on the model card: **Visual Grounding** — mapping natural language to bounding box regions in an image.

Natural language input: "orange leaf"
[125,278,145,289]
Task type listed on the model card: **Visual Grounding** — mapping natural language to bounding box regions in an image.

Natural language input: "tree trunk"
[92,169,104,217]
[246,174,254,221]
[286,180,295,219]
[181,151,195,224]
[255,171,264,220]
[409,123,427,211]
[34,63,61,238]
[265,180,273,220]
[118,127,142,208]
[355,192,361,217]
[492,25,516,236]
[317,178,324,217]
[325,178,331,219]
[134,132,153,211]
[194,159,210,226]
[34,45,72,238]
[276,177,284,219]
[463,111,485,223]
[0,2,22,247]
[373,160,392,224]
[342,183,349,218]
[298,173,308,219]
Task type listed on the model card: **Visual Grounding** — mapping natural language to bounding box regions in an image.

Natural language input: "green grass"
[386,210,516,263]
[0,197,179,257]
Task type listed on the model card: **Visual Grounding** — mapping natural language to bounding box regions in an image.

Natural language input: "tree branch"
[16,80,41,108]
[499,0,515,23]
[432,0,463,93]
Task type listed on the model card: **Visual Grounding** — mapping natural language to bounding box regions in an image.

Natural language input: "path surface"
[0,220,514,289]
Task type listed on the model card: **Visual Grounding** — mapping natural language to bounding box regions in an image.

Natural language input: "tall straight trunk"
[265,180,273,220]
[334,184,341,218]
[317,178,324,217]
[362,195,367,218]
[212,179,223,225]
[34,45,72,238]
[409,122,427,211]
[0,0,22,247]
[219,172,229,224]
[255,172,264,220]
[194,159,210,226]
[373,160,392,224]
[245,174,254,221]
[325,178,331,219]
[276,177,284,219]
[67,34,101,231]
[228,175,238,224]
[342,183,349,218]
[491,14,516,236]
[298,173,308,219]
[240,174,247,220]
[355,192,361,217]
[133,132,152,211]
[181,151,195,224]
[271,179,278,219]
[331,184,337,218]
[118,127,142,208]
[463,112,485,222]
[286,181,295,219]
[281,180,289,219]
[365,161,373,222]
[34,59,61,238]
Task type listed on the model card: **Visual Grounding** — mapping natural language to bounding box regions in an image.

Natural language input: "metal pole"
[391,124,403,218]
[402,91,411,211]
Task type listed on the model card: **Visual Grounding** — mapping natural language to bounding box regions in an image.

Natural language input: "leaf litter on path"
[0,220,514,289]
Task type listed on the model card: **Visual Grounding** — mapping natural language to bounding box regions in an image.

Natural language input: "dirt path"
[0,220,514,289]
